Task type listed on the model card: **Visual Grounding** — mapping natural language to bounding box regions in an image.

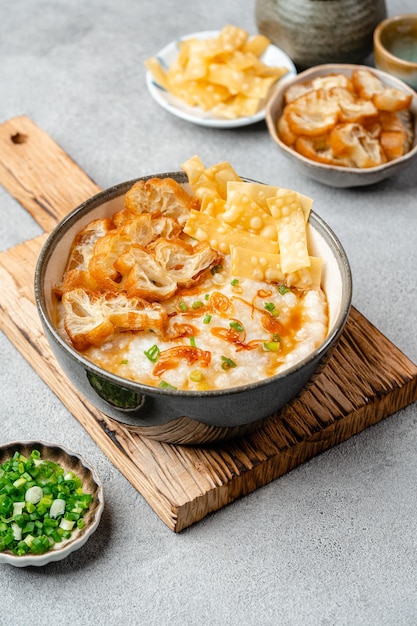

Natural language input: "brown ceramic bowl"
[374,14,417,89]
[266,63,417,188]
[34,172,352,445]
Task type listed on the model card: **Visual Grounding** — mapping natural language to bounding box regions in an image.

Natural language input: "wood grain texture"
[1,115,416,532]
[0,116,100,229]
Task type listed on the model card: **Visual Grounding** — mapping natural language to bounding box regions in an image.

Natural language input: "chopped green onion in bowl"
[0,441,104,567]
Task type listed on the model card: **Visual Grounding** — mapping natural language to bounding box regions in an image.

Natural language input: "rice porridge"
[54,158,329,391]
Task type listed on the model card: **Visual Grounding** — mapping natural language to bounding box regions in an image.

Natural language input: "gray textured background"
[1,1,416,624]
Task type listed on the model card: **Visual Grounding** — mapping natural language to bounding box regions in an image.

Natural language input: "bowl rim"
[374,14,417,70]
[34,172,352,399]
[0,440,104,567]
[265,63,417,175]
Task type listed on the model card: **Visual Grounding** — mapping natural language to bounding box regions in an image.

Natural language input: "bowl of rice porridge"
[34,157,352,445]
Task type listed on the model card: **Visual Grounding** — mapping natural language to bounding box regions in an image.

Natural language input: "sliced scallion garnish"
[144,344,160,362]
[0,450,93,556]
[263,341,281,352]
[221,356,237,370]
[264,302,279,317]
[158,381,177,390]
[190,369,203,382]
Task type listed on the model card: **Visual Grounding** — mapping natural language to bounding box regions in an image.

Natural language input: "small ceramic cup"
[374,14,417,89]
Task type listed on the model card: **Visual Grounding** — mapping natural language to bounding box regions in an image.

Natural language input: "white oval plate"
[145,30,297,128]
[0,441,104,567]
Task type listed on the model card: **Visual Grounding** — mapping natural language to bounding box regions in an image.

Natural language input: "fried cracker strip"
[230,246,322,289]
[267,190,310,274]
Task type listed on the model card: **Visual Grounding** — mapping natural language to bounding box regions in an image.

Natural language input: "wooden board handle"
[0,115,100,232]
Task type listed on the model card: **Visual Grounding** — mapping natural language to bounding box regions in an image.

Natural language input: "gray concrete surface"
[1,1,416,624]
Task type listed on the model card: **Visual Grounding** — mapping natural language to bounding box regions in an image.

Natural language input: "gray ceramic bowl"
[35,172,352,445]
[266,64,417,188]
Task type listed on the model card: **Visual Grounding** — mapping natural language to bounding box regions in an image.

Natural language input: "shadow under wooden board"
[1,116,416,532]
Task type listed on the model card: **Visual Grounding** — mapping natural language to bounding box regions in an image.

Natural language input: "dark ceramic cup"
[255,0,387,70]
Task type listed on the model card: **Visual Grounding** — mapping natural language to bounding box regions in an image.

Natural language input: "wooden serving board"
[1,116,417,532]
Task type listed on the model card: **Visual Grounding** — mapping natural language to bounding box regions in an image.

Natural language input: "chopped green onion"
[61,530,72,540]
[211,264,223,275]
[144,344,160,362]
[22,521,35,534]
[179,301,188,312]
[229,321,244,333]
[263,341,281,352]
[25,486,43,504]
[13,477,27,489]
[192,301,204,309]
[158,381,177,389]
[13,514,25,528]
[0,450,93,557]
[203,314,212,324]
[59,518,75,531]
[40,494,53,507]
[25,502,36,514]
[221,356,237,370]
[43,518,58,528]
[12,502,25,517]
[30,536,50,554]
[11,523,22,541]
[278,284,291,295]
[264,302,279,317]
[120,359,129,365]
[36,503,48,516]
[50,499,66,519]
[204,294,210,300]
[190,336,196,348]
[190,369,203,382]
[231,278,239,286]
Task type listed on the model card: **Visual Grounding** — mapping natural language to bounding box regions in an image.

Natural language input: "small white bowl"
[265,63,417,188]
[145,30,296,128]
[0,441,104,567]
